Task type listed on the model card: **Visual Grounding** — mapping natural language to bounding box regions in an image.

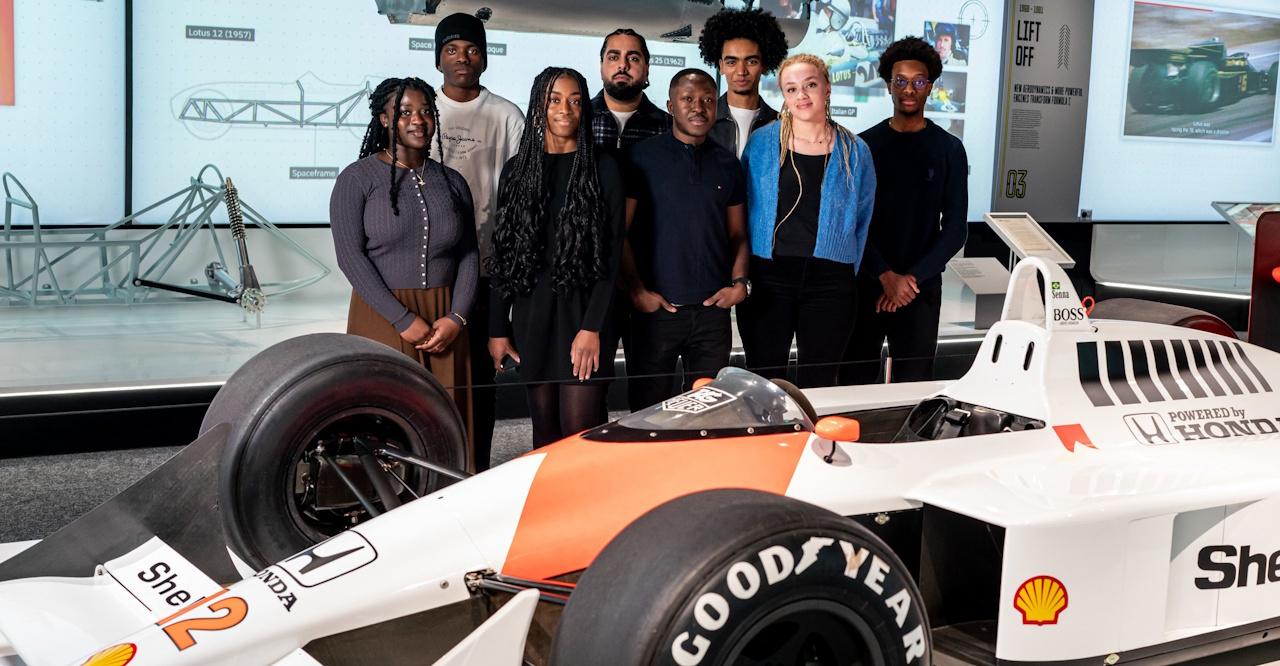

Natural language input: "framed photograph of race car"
[1123,1,1280,143]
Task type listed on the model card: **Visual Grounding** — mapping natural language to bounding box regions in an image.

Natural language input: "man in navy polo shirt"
[622,69,750,411]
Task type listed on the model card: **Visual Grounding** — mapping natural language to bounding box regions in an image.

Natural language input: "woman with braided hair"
[329,76,479,463]
[487,67,625,447]
[738,53,876,388]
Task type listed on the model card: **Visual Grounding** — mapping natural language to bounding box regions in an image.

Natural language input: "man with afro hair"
[841,36,968,385]
[698,8,790,157]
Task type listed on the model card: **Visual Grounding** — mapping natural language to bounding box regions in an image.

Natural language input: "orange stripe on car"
[503,432,810,580]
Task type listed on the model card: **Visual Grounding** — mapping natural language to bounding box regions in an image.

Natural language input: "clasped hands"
[876,271,919,313]
[398,315,461,354]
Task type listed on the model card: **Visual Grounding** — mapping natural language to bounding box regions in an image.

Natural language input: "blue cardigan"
[741,121,876,270]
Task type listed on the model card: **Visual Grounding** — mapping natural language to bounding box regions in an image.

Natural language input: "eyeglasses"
[891,76,930,91]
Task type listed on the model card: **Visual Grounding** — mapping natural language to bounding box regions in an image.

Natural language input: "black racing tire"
[550,489,930,666]
[200,333,467,568]
[1127,65,1154,113]
[1182,60,1221,112]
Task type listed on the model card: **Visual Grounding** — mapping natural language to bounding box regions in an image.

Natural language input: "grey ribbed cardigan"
[330,155,478,332]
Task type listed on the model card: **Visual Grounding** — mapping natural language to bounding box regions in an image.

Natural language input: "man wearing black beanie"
[434,12,525,470]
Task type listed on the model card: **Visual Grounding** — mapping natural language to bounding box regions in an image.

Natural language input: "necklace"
[795,124,831,144]
[384,149,427,185]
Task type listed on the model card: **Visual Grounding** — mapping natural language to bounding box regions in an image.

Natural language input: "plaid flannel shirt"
[590,92,672,154]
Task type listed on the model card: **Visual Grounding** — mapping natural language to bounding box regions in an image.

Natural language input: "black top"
[772,150,827,258]
[857,119,968,288]
[626,132,746,305]
[488,151,625,382]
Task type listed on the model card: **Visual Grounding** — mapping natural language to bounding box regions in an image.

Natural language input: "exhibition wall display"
[130,0,1004,224]
[2,0,1007,226]
[0,0,124,225]
[760,0,1004,221]
[130,0,705,224]
[1079,0,1280,221]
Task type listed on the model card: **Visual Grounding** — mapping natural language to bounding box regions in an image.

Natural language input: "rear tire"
[551,489,930,665]
[200,333,467,568]
[1182,60,1221,112]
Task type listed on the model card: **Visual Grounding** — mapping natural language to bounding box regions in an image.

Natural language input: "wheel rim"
[725,599,884,666]
[285,407,440,542]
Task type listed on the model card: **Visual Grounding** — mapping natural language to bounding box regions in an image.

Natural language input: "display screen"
[130,0,704,224]
[1080,0,1280,221]
[0,0,123,225]
[759,0,1004,221]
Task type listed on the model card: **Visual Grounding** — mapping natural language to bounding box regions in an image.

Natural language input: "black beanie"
[435,13,487,67]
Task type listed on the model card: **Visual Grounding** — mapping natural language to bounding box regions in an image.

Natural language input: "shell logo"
[82,643,137,666]
[1014,575,1069,625]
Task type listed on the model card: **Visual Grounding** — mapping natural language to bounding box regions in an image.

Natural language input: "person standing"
[738,54,876,388]
[622,70,749,410]
[842,37,968,385]
[592,28,671,412]
[697,8,788,158]
[330,77,478,464]
[433,13,525,470]
[487,68,625,448]
[592,28,672,157]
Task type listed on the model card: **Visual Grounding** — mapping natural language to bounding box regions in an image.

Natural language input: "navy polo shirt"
[625,132,747,305]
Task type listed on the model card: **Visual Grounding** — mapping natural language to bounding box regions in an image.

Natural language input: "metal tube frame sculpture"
[0,165,329,316]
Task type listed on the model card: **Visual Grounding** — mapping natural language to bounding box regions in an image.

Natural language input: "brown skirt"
[347,288,475,471]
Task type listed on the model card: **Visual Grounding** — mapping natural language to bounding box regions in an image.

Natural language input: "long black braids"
[487,67,609,297]
[357,77,454,217]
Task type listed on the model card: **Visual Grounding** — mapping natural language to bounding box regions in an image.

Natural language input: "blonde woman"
[738,54,876,387]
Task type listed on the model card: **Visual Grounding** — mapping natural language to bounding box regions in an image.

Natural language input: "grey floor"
[0,416,543,543]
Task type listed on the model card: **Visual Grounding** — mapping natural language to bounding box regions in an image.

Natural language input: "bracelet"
[448,312,467,327]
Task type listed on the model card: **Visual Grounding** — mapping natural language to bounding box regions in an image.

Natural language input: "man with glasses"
[841,37,968,385]
[697,8,789,158]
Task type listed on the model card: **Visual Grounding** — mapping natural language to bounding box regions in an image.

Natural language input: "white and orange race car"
[2,257,1280,666]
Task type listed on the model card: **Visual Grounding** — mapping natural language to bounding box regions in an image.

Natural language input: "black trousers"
[841,278,942,385]
[467,276,497,470]
[627,304,732,411]
[737,256,857,388]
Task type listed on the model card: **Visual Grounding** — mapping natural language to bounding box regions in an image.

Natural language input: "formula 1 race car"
[2,257,1280,666]
[1128,39,1279,113]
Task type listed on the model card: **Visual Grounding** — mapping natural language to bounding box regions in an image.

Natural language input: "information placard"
[983,211,1075,267]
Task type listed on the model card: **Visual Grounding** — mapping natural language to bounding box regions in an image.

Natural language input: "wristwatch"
[731,276,752,298]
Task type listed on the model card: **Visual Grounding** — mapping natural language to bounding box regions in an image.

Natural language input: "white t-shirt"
[435,88,525,273]
[611,109,638,134]
[728,105,760,158]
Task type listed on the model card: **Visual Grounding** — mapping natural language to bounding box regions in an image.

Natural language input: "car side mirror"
[815,416,860,442]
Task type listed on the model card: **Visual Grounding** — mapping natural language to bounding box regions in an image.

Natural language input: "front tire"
[551,489,930,665]
[200,333,467,568]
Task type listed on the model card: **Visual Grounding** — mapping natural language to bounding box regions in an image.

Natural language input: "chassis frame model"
[0,165,329,311]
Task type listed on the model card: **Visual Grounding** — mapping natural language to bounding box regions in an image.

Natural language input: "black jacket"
[708,93,778,157]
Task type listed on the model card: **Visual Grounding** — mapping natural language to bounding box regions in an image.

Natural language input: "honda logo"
[1124,413,1177,445]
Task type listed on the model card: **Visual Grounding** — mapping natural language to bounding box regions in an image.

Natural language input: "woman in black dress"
[486,67,625,447]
